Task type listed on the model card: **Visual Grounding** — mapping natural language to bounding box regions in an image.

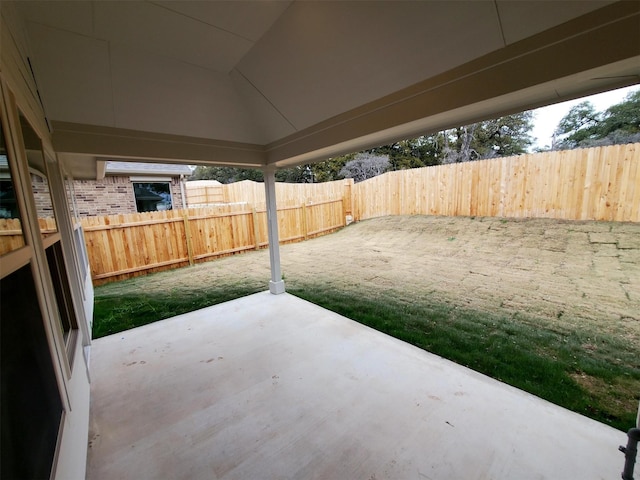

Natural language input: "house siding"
[73,177,184,216]
[1,4,94,479]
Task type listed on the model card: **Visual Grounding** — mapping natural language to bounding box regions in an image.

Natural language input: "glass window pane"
[65,175,78,221]
[0,123,25,255]
[19,113,57,236]
[133,182,173,212]
[46,242,78,352]
[30,173,57,235]
[1,263,63,479]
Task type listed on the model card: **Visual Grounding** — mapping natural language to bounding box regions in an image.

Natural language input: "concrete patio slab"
[87,292,626,479]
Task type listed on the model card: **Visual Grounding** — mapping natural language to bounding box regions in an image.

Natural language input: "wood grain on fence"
[184,180,225,204]
[187,178,355,209]
[82,199,346,284]
[0,218,25,255]
[352,144,640,222]
[0,217,58,255]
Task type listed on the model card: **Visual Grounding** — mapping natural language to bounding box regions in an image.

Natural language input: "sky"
[529,84,639,151]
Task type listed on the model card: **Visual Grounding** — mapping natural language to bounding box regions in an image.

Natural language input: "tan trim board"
[52,122,267,166]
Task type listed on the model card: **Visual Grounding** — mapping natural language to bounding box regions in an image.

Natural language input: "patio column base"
[269,279,286,295]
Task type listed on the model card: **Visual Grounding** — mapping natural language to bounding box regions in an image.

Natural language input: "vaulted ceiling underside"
[4,1,640,178]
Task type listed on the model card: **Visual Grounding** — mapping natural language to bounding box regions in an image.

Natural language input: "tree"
[277,158,353,183]
[189,166,263,183]
[437,111,534,163]
[553,101,601,148]
[441,124,478,163]
[471,112,534,158]
[553,89,640,149]
[274,166,306,183]
[189,158,352,184]
[596,89,640,140]
[311,155,352,182]
[339,153,389,182]
[370,138,442,170]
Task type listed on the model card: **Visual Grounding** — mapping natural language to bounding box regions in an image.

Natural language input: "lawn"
[93,278,639,431]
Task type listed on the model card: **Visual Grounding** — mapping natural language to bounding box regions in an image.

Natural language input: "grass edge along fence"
[76,142,639,284]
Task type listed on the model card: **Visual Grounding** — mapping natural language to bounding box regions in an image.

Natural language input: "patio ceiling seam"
[234,67,298,132]
[492,0,507,48]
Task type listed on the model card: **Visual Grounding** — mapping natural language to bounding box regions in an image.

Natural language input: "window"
[18,113,78,360]
[0,179,19,218]
[0,124,25,254]
[0,109,82,479]
[133,182,173,212]
[19,112,57,238]
[74,224,88,283]
[46,241,78,358]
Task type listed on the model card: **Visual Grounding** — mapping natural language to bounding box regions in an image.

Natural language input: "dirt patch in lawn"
[121,215,640,346]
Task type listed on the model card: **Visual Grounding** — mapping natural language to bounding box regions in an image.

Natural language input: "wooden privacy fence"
[0,217,58,255]
[353,143,640,223]
[2,144,636,283]
[80,198,347,285]
[186,178,353,211]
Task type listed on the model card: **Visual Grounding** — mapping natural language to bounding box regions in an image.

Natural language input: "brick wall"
[72,177,184,217]
[30,173,55,218]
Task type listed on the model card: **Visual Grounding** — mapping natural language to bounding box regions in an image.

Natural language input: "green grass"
[93,276,639,432]
[93,283,263,338]
[288,285,640,432]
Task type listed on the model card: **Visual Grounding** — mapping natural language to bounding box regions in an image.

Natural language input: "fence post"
[344,178,354,222]
[251,206,260,250]
[182,212,195,266]
[301,202,309,240]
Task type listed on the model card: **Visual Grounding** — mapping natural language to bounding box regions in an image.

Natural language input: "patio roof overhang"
[5,1,639,179]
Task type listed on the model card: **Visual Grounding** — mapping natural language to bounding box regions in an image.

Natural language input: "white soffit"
[235,1,505,131]
[16,1,93,37]
[93,2,250,74]
[152,1,292,43]
[229,69,297,143]
[18,1,291,75]
[26,23,114,127]
[496,1,614,45]
[109,45,261,143]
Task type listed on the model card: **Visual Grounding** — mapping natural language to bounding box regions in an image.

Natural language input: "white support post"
[263,166,285,294]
